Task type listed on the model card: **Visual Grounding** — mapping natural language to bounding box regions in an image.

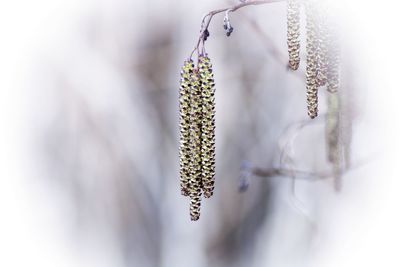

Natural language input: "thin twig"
[189,0,286,59]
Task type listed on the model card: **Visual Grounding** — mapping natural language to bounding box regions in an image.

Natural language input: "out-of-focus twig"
[251,158,368,181]
[252,167,332,180]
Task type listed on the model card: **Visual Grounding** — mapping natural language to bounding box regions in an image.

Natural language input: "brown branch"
[190,0,286,59]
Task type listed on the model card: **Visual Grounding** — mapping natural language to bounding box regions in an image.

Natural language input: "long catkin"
[179,60,194,196]
[326,28,340,93]
[198,55,216,198]
[305,0,319,119]
[315,10,328,87]
[287,0,301,70]
[189,69,203,221]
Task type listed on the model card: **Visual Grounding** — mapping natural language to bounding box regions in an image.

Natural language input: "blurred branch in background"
[43,7,181,266]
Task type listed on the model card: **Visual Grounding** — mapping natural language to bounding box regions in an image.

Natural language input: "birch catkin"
[287,0,301,70]
[179,60,194,196]
[199,55,216,198]
[179,55,218,220]
[189,69,203,221]
[305,1,319,119]
[315,9,328,87]
[327,29,340,93]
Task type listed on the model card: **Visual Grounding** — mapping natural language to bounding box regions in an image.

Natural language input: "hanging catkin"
[189,69,203,221]
[198,55,216,198]
[315,6,328,87]
[305,0,319,119]
[179,60,194,196]
[325,92,342,191]
[287,0,301,70]
[326,92,340,164]
[325,13,341,191]
[326,29,340,93]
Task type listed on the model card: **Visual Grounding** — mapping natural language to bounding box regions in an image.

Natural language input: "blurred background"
[1,0,399,266]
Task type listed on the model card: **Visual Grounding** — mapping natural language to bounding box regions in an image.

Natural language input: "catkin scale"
[179,60,194,196]
[305,1,319,119]
[189,69,203,221]
[198,55,216,198]
[287,0,301,70]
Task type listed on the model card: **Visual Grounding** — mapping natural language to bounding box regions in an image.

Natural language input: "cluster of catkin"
[287,0,339,119]
[179,55,216,221]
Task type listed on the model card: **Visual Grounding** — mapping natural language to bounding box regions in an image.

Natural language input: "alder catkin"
[198,55,216,198]
[326,92,343,192]
[326,92,340,164]
[189,69,203,221]
[325,34,341,191]
[305,0,319,119]
[315,7,328,87]
[179,60,194,196]
[326,29,340,93]
[287,0,301,70]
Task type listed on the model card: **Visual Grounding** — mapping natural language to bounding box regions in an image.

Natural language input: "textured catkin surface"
[198,55,216,198]
[189,70,203,221]
[305,0,319,119]
[287,0,301,70]
[179,60,194,197]
[315,7,328,87]
[327,26,340,93]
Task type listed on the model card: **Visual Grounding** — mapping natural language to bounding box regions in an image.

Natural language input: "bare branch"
[190,0,286,59]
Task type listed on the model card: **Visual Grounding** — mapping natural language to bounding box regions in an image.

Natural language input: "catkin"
[326,29,340,93]
[189,69,203,221]
[325,32,341,191]
[198,55,216,198]
[326,92,342,192]
[179,56,218,220]
[315,8,328,87]
[326,92,340,164]
[179,60,194,196]
[287,0,301,70]
[305,0,319,119]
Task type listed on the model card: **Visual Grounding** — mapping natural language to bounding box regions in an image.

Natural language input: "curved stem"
[189,0,286,60]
